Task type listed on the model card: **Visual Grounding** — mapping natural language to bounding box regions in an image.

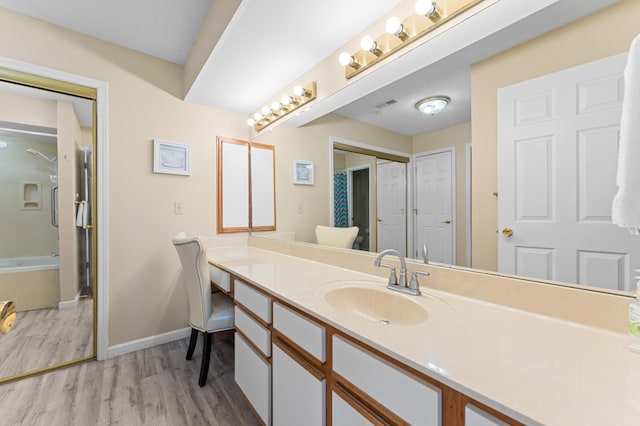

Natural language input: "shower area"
[0,80,95,380]
[0,117,92,309]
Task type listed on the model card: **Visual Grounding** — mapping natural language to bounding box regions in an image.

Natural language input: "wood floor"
[0,297,94,380]
[0,337,260,425]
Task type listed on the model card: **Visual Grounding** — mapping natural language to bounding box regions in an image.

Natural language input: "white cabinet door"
[235,333,271,425]
[332,336,441,425]
[272,344,325,426]
[332,392,373,426]
[465,404,508,426]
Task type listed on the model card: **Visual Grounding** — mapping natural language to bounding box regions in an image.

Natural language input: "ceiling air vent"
[374,99,398,109]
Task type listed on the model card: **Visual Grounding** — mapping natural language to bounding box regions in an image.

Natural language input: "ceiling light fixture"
[415,96,450,115]
[248,82,317,132]
[338,0,485,79]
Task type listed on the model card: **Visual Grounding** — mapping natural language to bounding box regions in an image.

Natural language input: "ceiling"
[0,0,622,137]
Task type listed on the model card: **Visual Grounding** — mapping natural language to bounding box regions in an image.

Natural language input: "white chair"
[172,232,234,387]
[315,225,359,249]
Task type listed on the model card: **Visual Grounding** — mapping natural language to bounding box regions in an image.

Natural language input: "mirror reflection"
[249,1,640,296]
[0,80,95,381]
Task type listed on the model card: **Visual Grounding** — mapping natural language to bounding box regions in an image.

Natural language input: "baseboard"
[58,292,80,310]
[107,327,191,358]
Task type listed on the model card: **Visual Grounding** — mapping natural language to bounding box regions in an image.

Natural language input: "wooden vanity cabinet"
[224,274,521,426]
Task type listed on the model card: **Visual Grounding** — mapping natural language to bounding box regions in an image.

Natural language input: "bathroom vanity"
[206,236,639,425]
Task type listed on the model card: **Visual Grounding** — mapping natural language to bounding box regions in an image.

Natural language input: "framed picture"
[293,160,314,185]
[153,139,191,175]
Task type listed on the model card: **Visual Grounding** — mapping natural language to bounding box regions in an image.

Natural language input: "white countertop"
[207,245,640,425]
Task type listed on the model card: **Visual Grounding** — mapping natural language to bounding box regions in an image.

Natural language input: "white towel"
[612,33,640,234]
[76,201,87,228]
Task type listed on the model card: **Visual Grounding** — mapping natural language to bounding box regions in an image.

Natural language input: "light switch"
[174,201,184,215]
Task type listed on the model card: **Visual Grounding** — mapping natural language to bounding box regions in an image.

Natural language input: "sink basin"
[323,284,428,326]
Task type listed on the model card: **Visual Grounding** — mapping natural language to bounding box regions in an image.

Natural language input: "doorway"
[0,63,105,382]
[497,53,636,291]
[414,148,455,264]
[348,165,370,251]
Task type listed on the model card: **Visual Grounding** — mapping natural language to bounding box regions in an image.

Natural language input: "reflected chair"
[172,232,234,387]
[315,225,359,249]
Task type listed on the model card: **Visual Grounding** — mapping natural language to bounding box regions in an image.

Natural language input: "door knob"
[377,218,382,222]
[441,219,451,224]
[502,228,513,237]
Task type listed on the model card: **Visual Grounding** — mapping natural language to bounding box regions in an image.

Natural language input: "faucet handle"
[378,264,398,285]
[409,270,430,291]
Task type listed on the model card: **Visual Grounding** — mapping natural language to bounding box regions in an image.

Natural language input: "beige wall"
[252,113,411,244]
[0,8,248,345]
[56,100,81,303]
[412,121,471,266]
[471,0,640,271]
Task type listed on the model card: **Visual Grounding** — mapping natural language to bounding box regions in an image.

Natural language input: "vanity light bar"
[248,82,317,132]
[339,0,485,79]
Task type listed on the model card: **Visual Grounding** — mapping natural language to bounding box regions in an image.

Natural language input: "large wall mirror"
[0,70,96,382]
[249,0,638,298]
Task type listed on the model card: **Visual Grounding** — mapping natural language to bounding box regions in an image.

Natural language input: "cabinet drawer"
[208,264,230,292]
[333,336,441,425]
[465,404,508,426]
[235,305,271,357]
[234,279,272,323]
[273,302,325,362]
[235,333,271,425]
[332,392,374,426]
[272,344,325,426]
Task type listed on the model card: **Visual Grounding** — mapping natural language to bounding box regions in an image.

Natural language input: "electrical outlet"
[297,203,303,214]
[174,201,184,215]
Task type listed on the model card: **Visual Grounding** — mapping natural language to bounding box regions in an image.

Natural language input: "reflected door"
[498,53,638,291]
[348,167,370,251]
[415,150,454,264]
[377,161,406,255]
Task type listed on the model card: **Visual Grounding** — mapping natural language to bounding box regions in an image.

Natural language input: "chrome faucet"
[422,243,429,264]
[374,249,407,287]
[374,249,425,296]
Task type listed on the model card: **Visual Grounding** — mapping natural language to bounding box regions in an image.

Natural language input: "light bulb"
[339,52,355,66]
[386,17,402,35]
[253,112,263,122]
[386,16,409,41]
[415,0,441,21]
[360,35,376,52]
[247,118,256,127]
[281,95,293,106]
[271,101,282,112]
[415,0,435,15]
[360,35,382,56]
[293,85,306,97]
[261,106,272,116]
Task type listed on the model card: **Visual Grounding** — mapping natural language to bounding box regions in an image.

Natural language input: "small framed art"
[153,139,191,175]
[293,160,314,185]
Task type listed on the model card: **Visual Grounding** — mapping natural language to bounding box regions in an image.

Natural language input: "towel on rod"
[76,200,87,228]
[612,33,640,234]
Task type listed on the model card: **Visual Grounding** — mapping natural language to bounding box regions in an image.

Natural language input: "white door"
[377,160,407,256]
[414,149,454,264]
[498,53,638,291]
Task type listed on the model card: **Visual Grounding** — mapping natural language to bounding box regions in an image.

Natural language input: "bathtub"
[0,255,60,312]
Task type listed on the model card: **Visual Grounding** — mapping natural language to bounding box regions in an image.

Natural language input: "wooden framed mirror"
[216,136,275,233]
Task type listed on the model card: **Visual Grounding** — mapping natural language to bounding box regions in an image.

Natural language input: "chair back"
[172,233,211,331]
[315,225,359,249]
